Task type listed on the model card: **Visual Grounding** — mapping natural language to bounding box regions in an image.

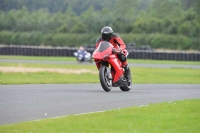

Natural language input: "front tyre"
[99,66,112,92]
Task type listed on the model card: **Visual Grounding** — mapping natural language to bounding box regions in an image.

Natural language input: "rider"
[95,26,131,81]
[77,46,85,54]
[77,46,86,61]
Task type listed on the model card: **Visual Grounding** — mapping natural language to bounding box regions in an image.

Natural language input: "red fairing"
[108,55,123,83]
[93,44,113,70]
[92,45,113,61]
[92,41,124,83]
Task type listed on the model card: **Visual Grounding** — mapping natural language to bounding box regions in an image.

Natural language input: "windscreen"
[97,41,112,52]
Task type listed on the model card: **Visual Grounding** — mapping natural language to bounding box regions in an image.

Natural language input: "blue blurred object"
[74,46,93,63]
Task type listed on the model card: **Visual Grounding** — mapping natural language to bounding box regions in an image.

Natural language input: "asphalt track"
[0,84,200,125]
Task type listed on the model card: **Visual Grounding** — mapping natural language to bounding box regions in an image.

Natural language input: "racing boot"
[124,65,131,82]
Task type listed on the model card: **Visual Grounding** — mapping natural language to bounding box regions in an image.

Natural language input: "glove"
[112,48,121,54]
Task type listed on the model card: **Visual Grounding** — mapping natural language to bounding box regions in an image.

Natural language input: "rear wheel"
[120,73,132,91]
[99,66,112,92]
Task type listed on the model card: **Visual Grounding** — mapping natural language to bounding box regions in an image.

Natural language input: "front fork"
[106,66,112,80]
[98,61,113,80]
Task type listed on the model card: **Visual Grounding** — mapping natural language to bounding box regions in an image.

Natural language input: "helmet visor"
[102,33,111,41]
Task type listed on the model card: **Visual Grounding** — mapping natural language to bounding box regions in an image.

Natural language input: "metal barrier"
[0,45,200,61]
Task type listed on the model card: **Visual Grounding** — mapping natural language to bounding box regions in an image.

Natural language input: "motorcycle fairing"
[92,42,113,60]
[107,56,123,83]
[92,41,124,83]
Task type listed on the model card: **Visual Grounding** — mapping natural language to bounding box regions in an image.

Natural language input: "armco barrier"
[0,45,200,61]
[127,50,200,61]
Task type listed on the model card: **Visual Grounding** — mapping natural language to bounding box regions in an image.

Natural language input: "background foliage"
[0,0,199,50]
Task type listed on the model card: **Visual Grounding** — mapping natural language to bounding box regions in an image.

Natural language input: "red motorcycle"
[92,41,132,92]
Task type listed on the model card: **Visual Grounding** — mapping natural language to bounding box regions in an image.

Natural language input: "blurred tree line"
[0,0,199,50]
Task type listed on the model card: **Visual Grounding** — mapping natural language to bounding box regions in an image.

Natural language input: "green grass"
[0,62,200,84]
[133,67,200,84]
[1,55,200,65]
[0,56,200,84]
[0,62,97,69]
[0,67,200,84]
[0,55,76,61]
[128,59,200,65]
[0,99,199,133]
[0,72,99,84]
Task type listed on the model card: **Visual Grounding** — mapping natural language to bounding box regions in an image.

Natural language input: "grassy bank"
[0,99,199,133]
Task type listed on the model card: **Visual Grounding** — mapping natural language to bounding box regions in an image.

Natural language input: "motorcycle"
[92,41,132,92]
[74,50,93,63]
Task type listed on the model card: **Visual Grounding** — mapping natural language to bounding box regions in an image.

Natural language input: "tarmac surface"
[0,84,200,125]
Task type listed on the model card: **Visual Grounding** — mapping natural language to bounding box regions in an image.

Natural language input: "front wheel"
[99,66,112,92]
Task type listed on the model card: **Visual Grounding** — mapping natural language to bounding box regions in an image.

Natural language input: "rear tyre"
[99,66,112,92]
[120,74,132,91]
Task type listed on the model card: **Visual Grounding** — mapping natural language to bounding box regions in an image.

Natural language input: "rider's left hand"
[112,48,121,53]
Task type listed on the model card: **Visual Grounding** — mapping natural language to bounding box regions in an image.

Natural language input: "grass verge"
[0,62,200,84]
[0,56,200,84]
[0,99,199,133]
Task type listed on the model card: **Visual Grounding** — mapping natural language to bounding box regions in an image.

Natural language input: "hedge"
[0,31,199,50]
